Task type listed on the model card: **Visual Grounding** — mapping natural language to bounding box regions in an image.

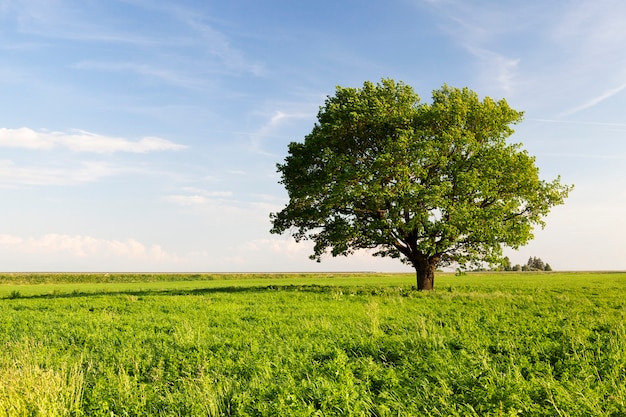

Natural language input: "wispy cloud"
[542,0,626,114]
[4,0,163,47]
[552,0,626,57]
[541,153,626,161]
[560,82,626,116]
[73,61,210,90]
[7,0,265,78]
[248,109,312,155]
[0,160,123,187]
[0,127,186,153]
[415,0,533,96]
[164,188,233,207]
[530,118,626,128]
[163,186,280,224]
[185,18,265,77]
[417,0,626,115]
[464,46,520,94]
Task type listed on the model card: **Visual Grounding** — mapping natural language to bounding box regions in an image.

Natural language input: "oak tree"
[270,80,571,290]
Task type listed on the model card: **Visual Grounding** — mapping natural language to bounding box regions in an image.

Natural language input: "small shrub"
[7,290,21,299]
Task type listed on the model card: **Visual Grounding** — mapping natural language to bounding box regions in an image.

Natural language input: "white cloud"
[239,237,309,257]
[0,234,22,245]
[164,188,234,206]
[0,160,121,187]
[181,187,233,198]
[0,233,181,263]
[0,127,51,149]
[0,127,186,153]
[164,195,209,206]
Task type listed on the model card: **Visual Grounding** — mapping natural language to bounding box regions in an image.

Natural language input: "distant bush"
[7,290,21,299]
[504,256,552,271]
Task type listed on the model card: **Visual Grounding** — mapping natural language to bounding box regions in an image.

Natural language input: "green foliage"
[0,272,625,415]
[526,256,552,271]
[271,79,572,289]
[504,257,552,272]
[6,290,21,299]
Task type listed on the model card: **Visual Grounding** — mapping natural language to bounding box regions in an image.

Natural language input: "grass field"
[1,272,625,416]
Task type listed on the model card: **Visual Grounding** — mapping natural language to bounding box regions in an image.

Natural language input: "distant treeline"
[502,256,552,272]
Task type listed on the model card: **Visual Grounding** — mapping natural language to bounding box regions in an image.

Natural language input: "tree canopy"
[270,79,572,290]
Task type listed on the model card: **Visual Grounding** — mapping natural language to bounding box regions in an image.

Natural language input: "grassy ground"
[1,272,625,416]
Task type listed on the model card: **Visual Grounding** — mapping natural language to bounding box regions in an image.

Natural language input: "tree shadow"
[3,284,331,301]
[2,283,414,301]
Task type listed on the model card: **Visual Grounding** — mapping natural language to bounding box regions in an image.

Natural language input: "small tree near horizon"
[502,256,512,271]
[525,256,553,271]
[528,256,544,271]
[270,79,572,290]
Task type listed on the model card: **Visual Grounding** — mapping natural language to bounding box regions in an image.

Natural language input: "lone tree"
[270,80,571,290]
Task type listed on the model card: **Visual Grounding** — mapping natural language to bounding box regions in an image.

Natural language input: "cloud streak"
[5,0,265,81]
[464,46,520,94]
[248,110,312,155]
[0,160,123,187]
[0,127,186,153]
[560,82,626,116]
[73,61,214,90]
[164,192,233,207]
[417,0,626,116]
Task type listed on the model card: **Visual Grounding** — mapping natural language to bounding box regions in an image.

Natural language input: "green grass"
[0,272,410,298]
[1,272,625,416]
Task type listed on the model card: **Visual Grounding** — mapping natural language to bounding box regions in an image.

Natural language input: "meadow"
[0,272,625,416]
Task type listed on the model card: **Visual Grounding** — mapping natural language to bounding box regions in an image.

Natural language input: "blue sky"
[0,0,625,272]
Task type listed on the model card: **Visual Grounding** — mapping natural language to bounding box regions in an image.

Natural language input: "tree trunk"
[414,259,436,291]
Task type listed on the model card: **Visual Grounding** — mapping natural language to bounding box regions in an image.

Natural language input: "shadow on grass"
[3,284,416,301]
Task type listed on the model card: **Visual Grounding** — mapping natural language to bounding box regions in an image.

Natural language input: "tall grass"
[0,341,84,417]
[0,272,625,416]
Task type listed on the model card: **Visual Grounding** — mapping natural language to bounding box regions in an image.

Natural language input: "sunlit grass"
[1,272,625,415]
[0,340,84,417]
[0,272,416,298]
